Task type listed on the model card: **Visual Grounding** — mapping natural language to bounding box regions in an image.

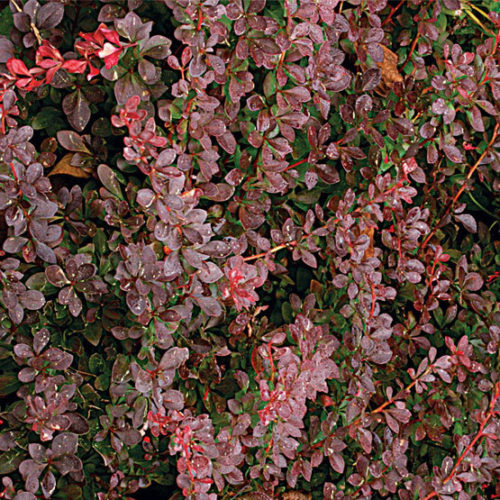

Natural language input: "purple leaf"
[135,369,153,394]
[36,2,64,29]
[455,213,477,233]
[33,329,50,354]
[328,453,345,474]
[163,389,185,410]
[362,68,381,91]
[19,290,45,310]
[442,144,463,163]
[217,132,236,154]
[126,291,147,316]
[53,455,82,475]
[45,266,69,287]
[199,262,224,283]
[56,131,90,154]
[195,296,223,316]
[97,164,122,198]
[463,272,483,291]
[43,348,73,370]
[3,237,28,254]
[51,433,78,457]
[159,347,189,370]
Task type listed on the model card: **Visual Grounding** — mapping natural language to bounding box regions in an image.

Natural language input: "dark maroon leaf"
[52,433,78,457]
[455,213,477,233]
[43,348,73,370]
[442,144,463,163]
[463,272,483,291]
[19,290,45,310]
[56,130,90,153]
[362,68,381,91]
[159,347,189,370]
[37,2,64,29]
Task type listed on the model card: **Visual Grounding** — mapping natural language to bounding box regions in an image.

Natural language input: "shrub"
[0,0,499,499]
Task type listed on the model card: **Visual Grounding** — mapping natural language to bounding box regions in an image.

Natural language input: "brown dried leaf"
[240,494,273,500]
[49,154,91,179]
[378,44,403,87]
[282,493,312,500]
[358,44,403,97]
[310,279,323,295]
[364,226,375,258]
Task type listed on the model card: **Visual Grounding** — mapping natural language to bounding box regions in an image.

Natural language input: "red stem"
[267,341,275,382]
[401,33,421,71]
[419,123,499,253]
[284,158,308,172]
[369,283,376,318]
[491,27,500,56]
[350,367,431,428]
[381,0,404,27]
[1,110,6,135]
[478,69,490,86]
[423,383,500,500]
[352,465,391,498]
[185,96,196,115]
[196,8,204,31]
[9,162,18,182]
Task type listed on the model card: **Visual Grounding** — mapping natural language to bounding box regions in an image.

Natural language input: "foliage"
[0,0,499,499]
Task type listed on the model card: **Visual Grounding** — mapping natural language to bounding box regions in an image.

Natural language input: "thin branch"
[351,367,432,427]
[10,0,43,45]
[400,33,421,72]
[423,382,500,500]
[419,123,499,253]
[243,243,289,262]
[381,0,404,27]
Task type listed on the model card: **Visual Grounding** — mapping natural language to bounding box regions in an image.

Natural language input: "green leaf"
[453,421,464,436]
[263,72,276,98]
[88,353,105,374]
[31,108,65,131]
[281,302,293,323]
[0,373,21,397]
[61,485,83,500]
[0,7,13,36]
[94,374,109,391]
[0,449,24,474]
[97,164,124,200]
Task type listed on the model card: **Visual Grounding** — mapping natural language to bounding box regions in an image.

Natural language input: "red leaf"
[7,58,31,77]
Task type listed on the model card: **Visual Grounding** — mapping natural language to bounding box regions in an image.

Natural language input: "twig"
[463,8,495,36]
[400,33,421,71]
[10,0,43,45]
[419,123,499,253]
[468,2,494,22]
[284,157,308,172]
[242,219,337,262]
[381,0,404,27]
[423,382,500,500]
[467,191,499,221]
[352,465,391,498]
[350,367,431,427]
[243,243,289,262]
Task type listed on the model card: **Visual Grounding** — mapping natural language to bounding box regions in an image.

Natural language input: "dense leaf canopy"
[0,0,499,499]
